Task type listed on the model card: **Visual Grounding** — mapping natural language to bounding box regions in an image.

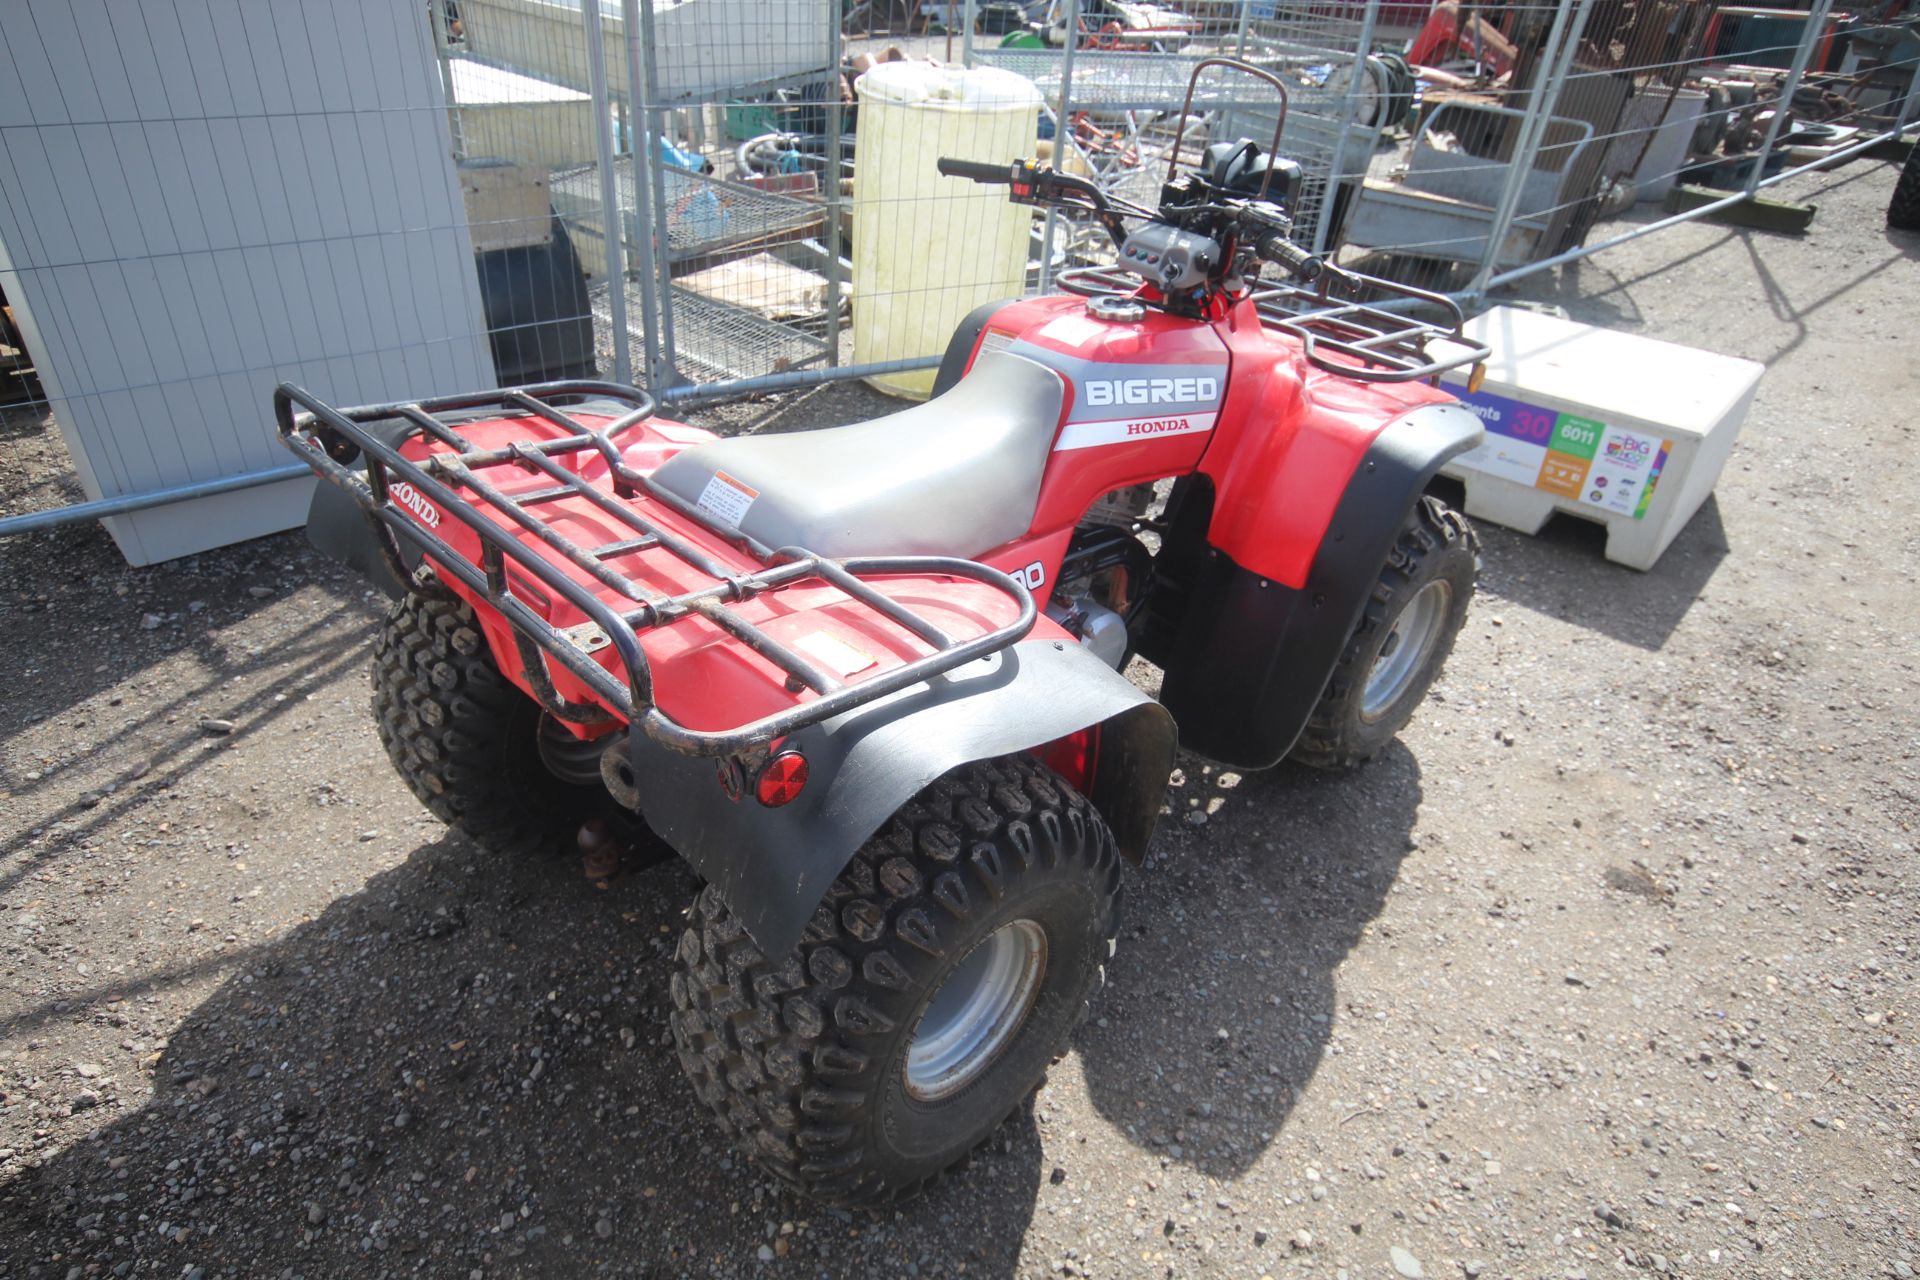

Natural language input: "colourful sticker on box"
[1536,452,1589,500]
[1449,390,1670,520]
[1454,388,1557,448]
[1551,414,1604,460]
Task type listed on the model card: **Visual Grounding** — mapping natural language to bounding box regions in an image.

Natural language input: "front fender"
[1157,400,1483,769]
[627,638,1176,959]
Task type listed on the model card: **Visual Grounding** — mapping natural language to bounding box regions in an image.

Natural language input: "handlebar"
[941,154,1323,287]
[937,157,1015,184]
[938,156,1121,214]
[1257,232,1324,283]
[940,155,1134,246]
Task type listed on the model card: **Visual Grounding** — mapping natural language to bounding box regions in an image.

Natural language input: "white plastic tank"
[852,63,1042,399]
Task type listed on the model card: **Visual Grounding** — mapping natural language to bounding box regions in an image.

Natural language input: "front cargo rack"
[1057,263,1491,386]
[274,381,1037,758]
[1251,270,1492,386]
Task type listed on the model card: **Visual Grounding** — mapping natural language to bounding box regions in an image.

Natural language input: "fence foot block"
[1662,185,1817,234]
[1859,134,1914,164]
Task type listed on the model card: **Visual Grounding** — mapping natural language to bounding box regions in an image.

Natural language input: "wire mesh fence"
[1,0,1917,551]
[439,0,1411,401]
[1330,0,1920,296]
[442,0,1918,403]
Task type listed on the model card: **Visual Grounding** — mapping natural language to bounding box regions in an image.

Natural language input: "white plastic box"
[1439,307,1763,570]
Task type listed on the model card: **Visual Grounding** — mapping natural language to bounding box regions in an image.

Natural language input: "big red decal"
[1084,376,1221,407]
[1003,338,1229,453]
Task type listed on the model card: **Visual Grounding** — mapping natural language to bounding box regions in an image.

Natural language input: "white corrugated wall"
[0,0,495,564]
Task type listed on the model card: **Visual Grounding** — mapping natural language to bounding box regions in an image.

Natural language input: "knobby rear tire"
[370,590,628,856]
[670,754,1122,1206]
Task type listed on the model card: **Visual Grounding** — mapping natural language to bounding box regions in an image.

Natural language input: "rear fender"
[301,400,678,605]
[306,471,414,599]
[303,416,425,599]
[627,638,1176,960]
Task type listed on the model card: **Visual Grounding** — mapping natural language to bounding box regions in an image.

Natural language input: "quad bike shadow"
[1074,742,1423,1180]
[0,835,1045,1277]
[0,755,1418,1274]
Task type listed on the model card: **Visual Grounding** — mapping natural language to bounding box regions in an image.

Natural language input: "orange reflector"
[1467,362,1488,394]
[755,750,810,807]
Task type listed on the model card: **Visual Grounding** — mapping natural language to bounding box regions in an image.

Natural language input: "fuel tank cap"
[1086,296,1146,323]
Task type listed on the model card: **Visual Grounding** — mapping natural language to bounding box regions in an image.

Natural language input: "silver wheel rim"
[904,919,1047,1101]
[1361,580,1452,721]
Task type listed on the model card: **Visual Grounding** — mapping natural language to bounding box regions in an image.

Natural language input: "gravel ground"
[2,160,1916,1280]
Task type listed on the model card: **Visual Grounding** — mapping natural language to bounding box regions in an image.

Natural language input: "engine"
[1046,488,1158,670]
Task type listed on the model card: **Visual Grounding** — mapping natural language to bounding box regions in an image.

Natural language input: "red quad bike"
[277,60,1488,1207]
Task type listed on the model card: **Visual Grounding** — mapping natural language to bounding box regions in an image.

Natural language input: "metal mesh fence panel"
[549,0,846,391]
[435,0,618,385]
[971,2,1389,279]
[1327,0,1920,297]
[553,0,1401,401]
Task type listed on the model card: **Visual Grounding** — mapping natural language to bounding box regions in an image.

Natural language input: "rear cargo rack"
[275,381,1036,758]
[1057,264,1491,386]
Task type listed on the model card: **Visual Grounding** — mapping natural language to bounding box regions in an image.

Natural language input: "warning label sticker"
[793,630,878,678]
[1449,388,1670,521]
[694,470,757,528]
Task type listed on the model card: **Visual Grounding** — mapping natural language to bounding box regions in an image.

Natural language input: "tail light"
[755,750,810,807]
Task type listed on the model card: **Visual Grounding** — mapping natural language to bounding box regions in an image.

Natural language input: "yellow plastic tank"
[852,63,1041,400]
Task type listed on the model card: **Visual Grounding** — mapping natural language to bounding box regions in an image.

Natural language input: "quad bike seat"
[653,350,1066,558]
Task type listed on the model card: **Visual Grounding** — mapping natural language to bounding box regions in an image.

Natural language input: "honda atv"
[277,59,1487,1208]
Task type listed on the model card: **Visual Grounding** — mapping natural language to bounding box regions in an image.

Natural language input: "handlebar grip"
[1258,233,1324,282]
[937,157,1014,184]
